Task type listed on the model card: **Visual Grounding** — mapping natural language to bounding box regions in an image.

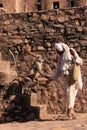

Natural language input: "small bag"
[69,63,80,85]
[73,63,80,81]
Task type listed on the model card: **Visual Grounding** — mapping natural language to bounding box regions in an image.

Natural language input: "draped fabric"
[53,43,83,90]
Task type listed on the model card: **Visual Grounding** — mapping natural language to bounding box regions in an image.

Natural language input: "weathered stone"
[41,14,49,21]
[75,20,80,26]
[37,46,45,51]
[23,43,31,53]
[76,26,82,32]
[0,7,87,123]
[70,14,81,20]
[45,42,51,47]
[57,16,65,23]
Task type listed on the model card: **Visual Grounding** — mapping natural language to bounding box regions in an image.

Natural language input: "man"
[47,42,83,119]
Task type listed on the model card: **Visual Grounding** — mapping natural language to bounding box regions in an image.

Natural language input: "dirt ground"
[0,113,87,130]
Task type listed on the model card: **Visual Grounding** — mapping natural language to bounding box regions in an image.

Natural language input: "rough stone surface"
[0,0,86,13]
[0,7,87,122]
[0,113,87,130]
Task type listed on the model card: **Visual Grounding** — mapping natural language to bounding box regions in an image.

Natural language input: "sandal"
[58,116,72,121]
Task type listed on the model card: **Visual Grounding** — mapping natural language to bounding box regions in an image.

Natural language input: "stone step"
[30,92,48,120]
[30,92,38,106]
[30,92,59,120]
[37,104,47,120]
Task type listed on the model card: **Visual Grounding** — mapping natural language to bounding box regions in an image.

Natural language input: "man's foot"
[67,108,76,119]
[58,115,76,121]
[68,113,76,120]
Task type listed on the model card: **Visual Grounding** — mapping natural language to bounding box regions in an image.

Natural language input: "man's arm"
[46,58,61,84]
[70,48,83,65]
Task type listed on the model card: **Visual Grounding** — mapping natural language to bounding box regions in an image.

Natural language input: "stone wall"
[44,0,69,9]
[0,0,87,13]
[0,0,16,13]
[0,6,87,121]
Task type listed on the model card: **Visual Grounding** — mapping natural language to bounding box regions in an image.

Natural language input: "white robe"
[51,47,83,108]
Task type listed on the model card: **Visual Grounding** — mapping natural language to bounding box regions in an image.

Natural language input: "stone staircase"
[30,92,58,120]
[30,92,48,120]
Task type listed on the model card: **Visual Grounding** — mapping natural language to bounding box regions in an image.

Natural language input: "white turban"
[55,42,70,51]
[55,43,64,52]
[55,42,72,60]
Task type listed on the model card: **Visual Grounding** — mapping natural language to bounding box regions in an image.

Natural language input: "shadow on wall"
[0,52,17,84]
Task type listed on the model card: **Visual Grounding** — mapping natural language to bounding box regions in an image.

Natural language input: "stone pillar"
[15,0,26,12]
[26,0,37,12]
[2,0,16,13]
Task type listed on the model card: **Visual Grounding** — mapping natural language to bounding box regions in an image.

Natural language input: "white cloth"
[55,43,64,52]
[51,43,83,109]
[55,43,72,75]
[70,47,83,90]
[70,48,83,65]
[53,43,83,89]
[66,81,78,109]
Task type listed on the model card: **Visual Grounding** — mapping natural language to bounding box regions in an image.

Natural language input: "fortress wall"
[0,6,87,114]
